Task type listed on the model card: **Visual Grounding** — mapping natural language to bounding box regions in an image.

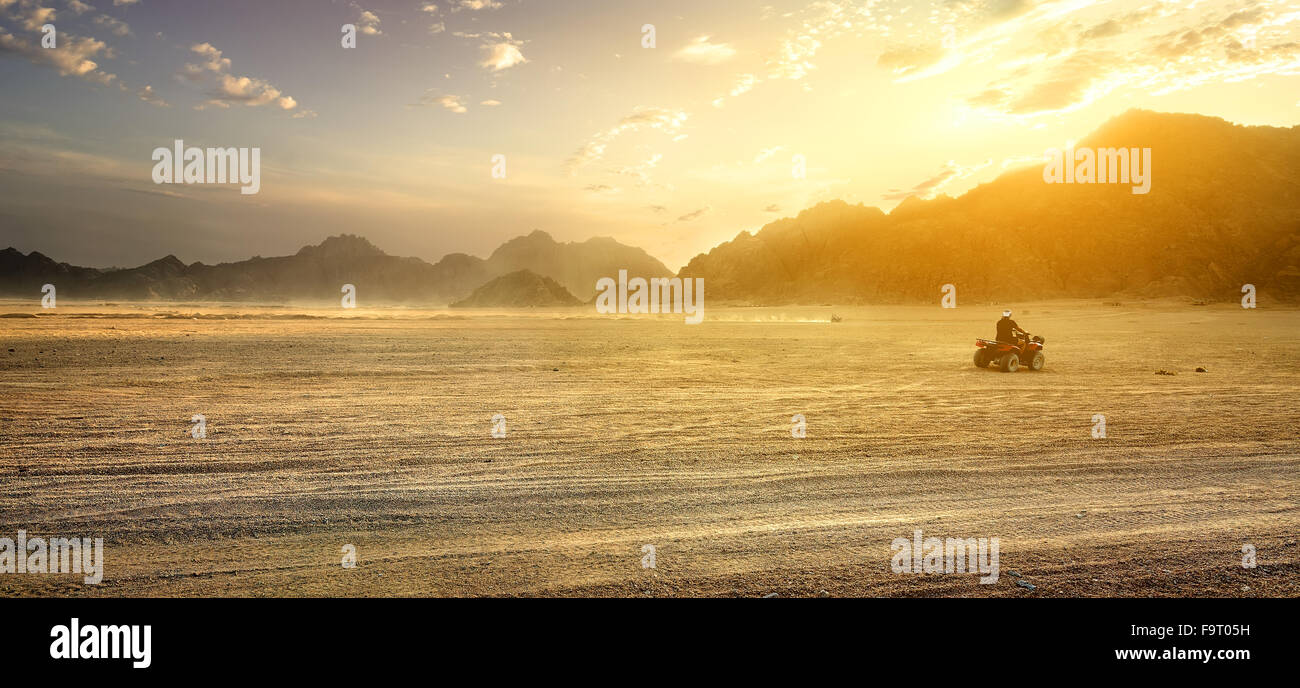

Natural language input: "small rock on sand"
[1016,580,1036,591]
[762,592,780,598]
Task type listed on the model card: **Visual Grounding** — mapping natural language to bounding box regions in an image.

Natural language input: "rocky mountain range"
[679,110,1300,303]
[3,111,1297,306]
[0,230,669,306]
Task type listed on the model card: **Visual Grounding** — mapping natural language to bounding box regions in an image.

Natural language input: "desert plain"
[0,300,1296,597]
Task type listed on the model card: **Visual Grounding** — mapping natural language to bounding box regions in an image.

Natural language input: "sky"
[1,0,1298,270]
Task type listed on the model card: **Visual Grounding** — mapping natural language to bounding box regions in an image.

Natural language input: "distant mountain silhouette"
[0,232,667,305]
[4,111,1297,306]
[680,110,1300,303]
[483,230,671,299]
[450,270,581,308]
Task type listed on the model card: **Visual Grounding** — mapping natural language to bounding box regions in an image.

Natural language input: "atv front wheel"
[974,349,990,368]
[999,353,1019,372]
[1029,351,1045,371]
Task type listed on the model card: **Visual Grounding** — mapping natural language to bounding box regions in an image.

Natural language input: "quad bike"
[974,333,1045,372]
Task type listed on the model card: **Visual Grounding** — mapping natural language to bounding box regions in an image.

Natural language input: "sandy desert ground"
[0,300,1296,597]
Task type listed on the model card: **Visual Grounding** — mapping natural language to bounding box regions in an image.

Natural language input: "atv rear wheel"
[974,349,990,368]
[999,353,1019,372]
[1029,351,1045,371]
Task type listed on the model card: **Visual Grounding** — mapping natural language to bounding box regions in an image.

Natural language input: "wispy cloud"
[753,146,783,163]
[413,90,467,113]
[676,206,711,222]
[93,15,131,37]
[455,30,528,71]
[136,84,168,107]
[567,107,688,172]
[881,159,993,201]
[673,35,736,65]
[454,0,502,11]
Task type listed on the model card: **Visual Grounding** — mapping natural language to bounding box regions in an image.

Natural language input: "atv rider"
[996,309,1027,345]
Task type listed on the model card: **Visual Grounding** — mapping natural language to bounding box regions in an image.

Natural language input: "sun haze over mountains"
[1,0,1298,272]
[5,110,1298,304]
[681,110,1300,303]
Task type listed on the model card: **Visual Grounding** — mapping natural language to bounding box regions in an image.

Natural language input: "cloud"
[615,153,663,186]
[1080,7,1156,42]
[207,74,294,108]
[877,44,945,77]
[707,1,850,105]
[983,0,1034,21]
[676,206,711,222]
[673,35,736,65]
[753,146,783,163]
[113,0,139,5]
[411,89,468,113]
[179,43,307,115]
[66,1,91,15]
[434,95,465,113]
[19,5,55,31]
[93,15,131,37]
[434,94,467,113]
[711,73,758,107]
[136,84,168,107]
[479,38,526,71]
[356,9,381,36]
[567,107,688,172]
[966,87,1009,108]
[454,0,501,11]
[881,159,992,201]
[1220,6,1267,30]
[763,204,780,213]
[189,42,230,72]
[764,0,849,80]
[951,2,1300,120]
[1003,50,1116,115]
[479,98,501,106]
[0,25,117,85]
[418,1,444,32]
[729,74,758,96]
[1080,19,1123,41]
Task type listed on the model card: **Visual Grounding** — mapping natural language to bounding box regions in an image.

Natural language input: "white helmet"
[1002,309,1012,317]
